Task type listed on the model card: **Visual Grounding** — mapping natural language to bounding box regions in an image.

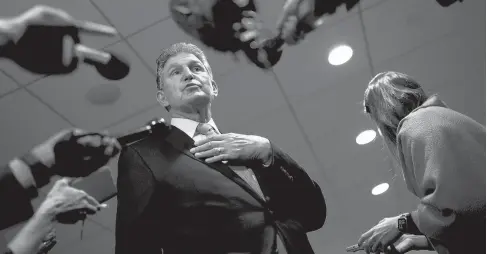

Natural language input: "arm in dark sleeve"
[0,164,34,230]
[115,146,161,254]
[255,142,326,232]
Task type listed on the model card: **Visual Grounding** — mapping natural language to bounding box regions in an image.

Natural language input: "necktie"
[194,123,286,254]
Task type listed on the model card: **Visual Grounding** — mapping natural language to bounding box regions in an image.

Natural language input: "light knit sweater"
[397,95,485,254]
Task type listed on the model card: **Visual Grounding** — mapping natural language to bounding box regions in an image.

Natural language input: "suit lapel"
[160,127,266,204]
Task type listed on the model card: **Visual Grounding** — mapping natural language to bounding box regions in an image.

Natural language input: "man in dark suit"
[115,42,326,254]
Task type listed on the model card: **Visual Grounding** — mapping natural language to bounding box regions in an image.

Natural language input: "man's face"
[157,52,217,112]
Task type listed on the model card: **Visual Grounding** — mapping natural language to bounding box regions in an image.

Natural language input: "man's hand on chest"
[190,133,272,166]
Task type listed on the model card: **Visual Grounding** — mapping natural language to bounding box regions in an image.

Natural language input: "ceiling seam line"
[88,0,157,79]
[23,86,76,127]
[357,4,376,76]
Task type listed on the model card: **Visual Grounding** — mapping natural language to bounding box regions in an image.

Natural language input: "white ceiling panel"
[89,197,118,231]
[91,0,170,36]
[0,0,121,86]
[27,41,157,131]
[106,103,166,134]
[126,19,242,78]
[76,227,115,254]
[0,70,19,97]
[360,0,389,10]
[363,0,485,68]
[210,66,287,131]
[273,13,371,102]
[0,90,72,165]
[290,69,374,143]
[375,28,486,124]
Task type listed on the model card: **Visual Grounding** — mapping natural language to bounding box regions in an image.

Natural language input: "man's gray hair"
[156,42,213,90]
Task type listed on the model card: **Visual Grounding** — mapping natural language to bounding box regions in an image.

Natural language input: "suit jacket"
[115,124,326,254]
[0,164,34,230]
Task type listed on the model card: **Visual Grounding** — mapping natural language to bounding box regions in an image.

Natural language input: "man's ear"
[156,90,169,107]
[211,80,219,97]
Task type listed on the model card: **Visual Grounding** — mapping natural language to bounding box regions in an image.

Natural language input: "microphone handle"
[115,119,168,147]
[74,44,111,65]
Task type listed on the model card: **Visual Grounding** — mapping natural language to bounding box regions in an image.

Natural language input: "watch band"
[398,213,422,235]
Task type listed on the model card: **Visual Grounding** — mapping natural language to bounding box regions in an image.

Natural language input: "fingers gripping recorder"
[54,118,169,225]
[170,0,273,68]
[254,0,361,68]
[2,22,130,80]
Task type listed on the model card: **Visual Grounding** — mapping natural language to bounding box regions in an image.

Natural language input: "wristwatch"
[397,213,422,235]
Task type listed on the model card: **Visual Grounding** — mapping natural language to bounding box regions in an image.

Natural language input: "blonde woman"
[357,71,485,254]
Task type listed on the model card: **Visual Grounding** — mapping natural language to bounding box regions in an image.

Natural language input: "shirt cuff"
[9,158,37,189]
[262,143,274,168]
[262,158,272,167]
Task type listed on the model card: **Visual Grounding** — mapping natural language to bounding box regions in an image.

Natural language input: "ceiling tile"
[49,219,109,253]
[106,103,166,134]
[273,13,370,102]
[0,90,72,165]
[360,0,389,10]
[76,228,115,254]
[0,0,121,85]
[290,69,373,143]
[91,0,170,36]
[126,19,241,78]
[28,41,157,131]
[89,197,118,231]
[0,70,19,97]
[210,66,286,130]
[363,0,484,68]
[0,59,46,87]
[375,28,486,124]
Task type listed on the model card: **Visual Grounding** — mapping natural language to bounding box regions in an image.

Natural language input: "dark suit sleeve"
[0,164,34,230]
[255,142,326,232]
[115,146,161,254]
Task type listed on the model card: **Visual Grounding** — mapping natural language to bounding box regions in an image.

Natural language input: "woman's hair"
[364,71,428,160]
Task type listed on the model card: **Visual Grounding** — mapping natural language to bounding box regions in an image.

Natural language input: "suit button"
[265,196,271,202]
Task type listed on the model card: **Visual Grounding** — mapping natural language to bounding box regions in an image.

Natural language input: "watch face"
[398,218,407,231]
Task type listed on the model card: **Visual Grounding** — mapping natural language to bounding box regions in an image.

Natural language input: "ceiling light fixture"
[356,129,377,145]
[371,183,389,195]
[328,44,353,65]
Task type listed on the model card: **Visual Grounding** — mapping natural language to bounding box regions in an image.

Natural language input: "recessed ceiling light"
[328,44,353,65]
[371,183,389,195]
[356,129,377,145]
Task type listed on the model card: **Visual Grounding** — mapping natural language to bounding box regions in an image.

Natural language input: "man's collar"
[171,117,220,138]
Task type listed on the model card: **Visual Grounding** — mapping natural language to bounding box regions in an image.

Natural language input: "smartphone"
[71,167,117,203]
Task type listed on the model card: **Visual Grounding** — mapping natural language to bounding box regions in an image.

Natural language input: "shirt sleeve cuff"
[261,141,274,168]
[9,158,37,189]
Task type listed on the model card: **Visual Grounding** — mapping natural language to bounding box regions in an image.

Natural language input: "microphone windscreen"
[94,51,131,80]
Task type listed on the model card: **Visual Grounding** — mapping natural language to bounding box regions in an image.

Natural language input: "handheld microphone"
[249,20,316,69]
[62,35,130,80]
[74,45,131,81]
[116,117,169,147]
